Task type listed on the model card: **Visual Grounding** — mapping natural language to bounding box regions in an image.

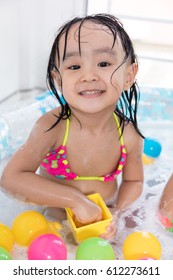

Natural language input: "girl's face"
[53,21,137,114]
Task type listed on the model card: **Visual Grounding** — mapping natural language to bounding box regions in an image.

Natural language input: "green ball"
[76,237,115,260]
[0,247,12,260]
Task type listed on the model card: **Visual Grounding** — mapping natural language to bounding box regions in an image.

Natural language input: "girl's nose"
[80,68,99,82]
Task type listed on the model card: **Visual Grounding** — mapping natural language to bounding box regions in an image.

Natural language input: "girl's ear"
[51,70,62,89]
[123,63,138,90]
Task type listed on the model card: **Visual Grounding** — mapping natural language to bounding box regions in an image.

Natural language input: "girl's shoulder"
[35,107,66,135]
[36,107,62,129]
[123,122,143,154]
[28,107,65,152]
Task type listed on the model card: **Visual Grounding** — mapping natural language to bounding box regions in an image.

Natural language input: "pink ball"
[28,234,67,260]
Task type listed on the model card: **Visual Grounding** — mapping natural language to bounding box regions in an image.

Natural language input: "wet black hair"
[47,13,144,138]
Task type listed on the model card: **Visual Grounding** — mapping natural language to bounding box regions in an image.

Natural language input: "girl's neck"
[70,108,117,134]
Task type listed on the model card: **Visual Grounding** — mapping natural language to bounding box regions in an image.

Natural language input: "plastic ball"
[143,138,162,158]
[12,210,60,247]
[47,221,62,237]
[28,234,67,260]
[123,231,162,260]
[76,237,115,260]
[158,213,172,229]
[0,223,14,252]
[0,247,12,260]
[142,154,155,165]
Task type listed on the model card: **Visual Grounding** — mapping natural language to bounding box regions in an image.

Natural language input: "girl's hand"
[72,197,102,225]
[99,208,120,240]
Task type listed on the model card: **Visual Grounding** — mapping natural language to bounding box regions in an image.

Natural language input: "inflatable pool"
[0,87,173,259]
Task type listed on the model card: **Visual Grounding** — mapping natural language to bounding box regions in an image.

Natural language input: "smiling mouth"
[79,90,104,96]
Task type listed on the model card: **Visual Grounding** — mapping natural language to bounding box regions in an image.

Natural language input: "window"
[87,0,173,88]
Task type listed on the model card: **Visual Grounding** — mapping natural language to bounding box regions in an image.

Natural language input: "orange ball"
[123,231,162,260]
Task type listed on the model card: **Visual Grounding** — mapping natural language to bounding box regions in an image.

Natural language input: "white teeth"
[80,90,103,95]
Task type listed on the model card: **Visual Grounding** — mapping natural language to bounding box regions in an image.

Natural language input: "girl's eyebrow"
[64,47,116,60]
[64,51,80,60]
[93,47,116,57]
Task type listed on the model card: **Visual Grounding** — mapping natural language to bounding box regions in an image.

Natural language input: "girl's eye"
[98,62,110,67]
[68,65,80,70]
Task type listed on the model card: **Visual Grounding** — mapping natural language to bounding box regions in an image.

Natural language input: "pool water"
[0,87,173,260]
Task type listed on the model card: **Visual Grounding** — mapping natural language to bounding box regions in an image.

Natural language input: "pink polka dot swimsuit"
[41,113,127,182]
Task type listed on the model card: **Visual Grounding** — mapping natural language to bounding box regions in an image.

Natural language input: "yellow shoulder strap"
[63,114,124,146]
[62,118,70,146]
[113,113,124,145]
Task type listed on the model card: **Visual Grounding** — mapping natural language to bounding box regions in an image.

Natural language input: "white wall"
[0,0,19,101]
[0,0,87,102]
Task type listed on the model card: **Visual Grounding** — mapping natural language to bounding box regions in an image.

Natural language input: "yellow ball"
[0,223,14,252]
[142,154,155,165]
[12,210,50,246]
[47,221,62,237]
[123,231,162,260]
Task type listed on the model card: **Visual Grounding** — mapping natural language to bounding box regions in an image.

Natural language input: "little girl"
[159,173,173,231]
[0,13,144,239]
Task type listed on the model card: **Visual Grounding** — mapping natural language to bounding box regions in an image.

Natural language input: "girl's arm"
[159,173,173,218]
[115,124,144,211]
[100,125,144,239]
[0,113,102,224]
[114,138,144,211]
